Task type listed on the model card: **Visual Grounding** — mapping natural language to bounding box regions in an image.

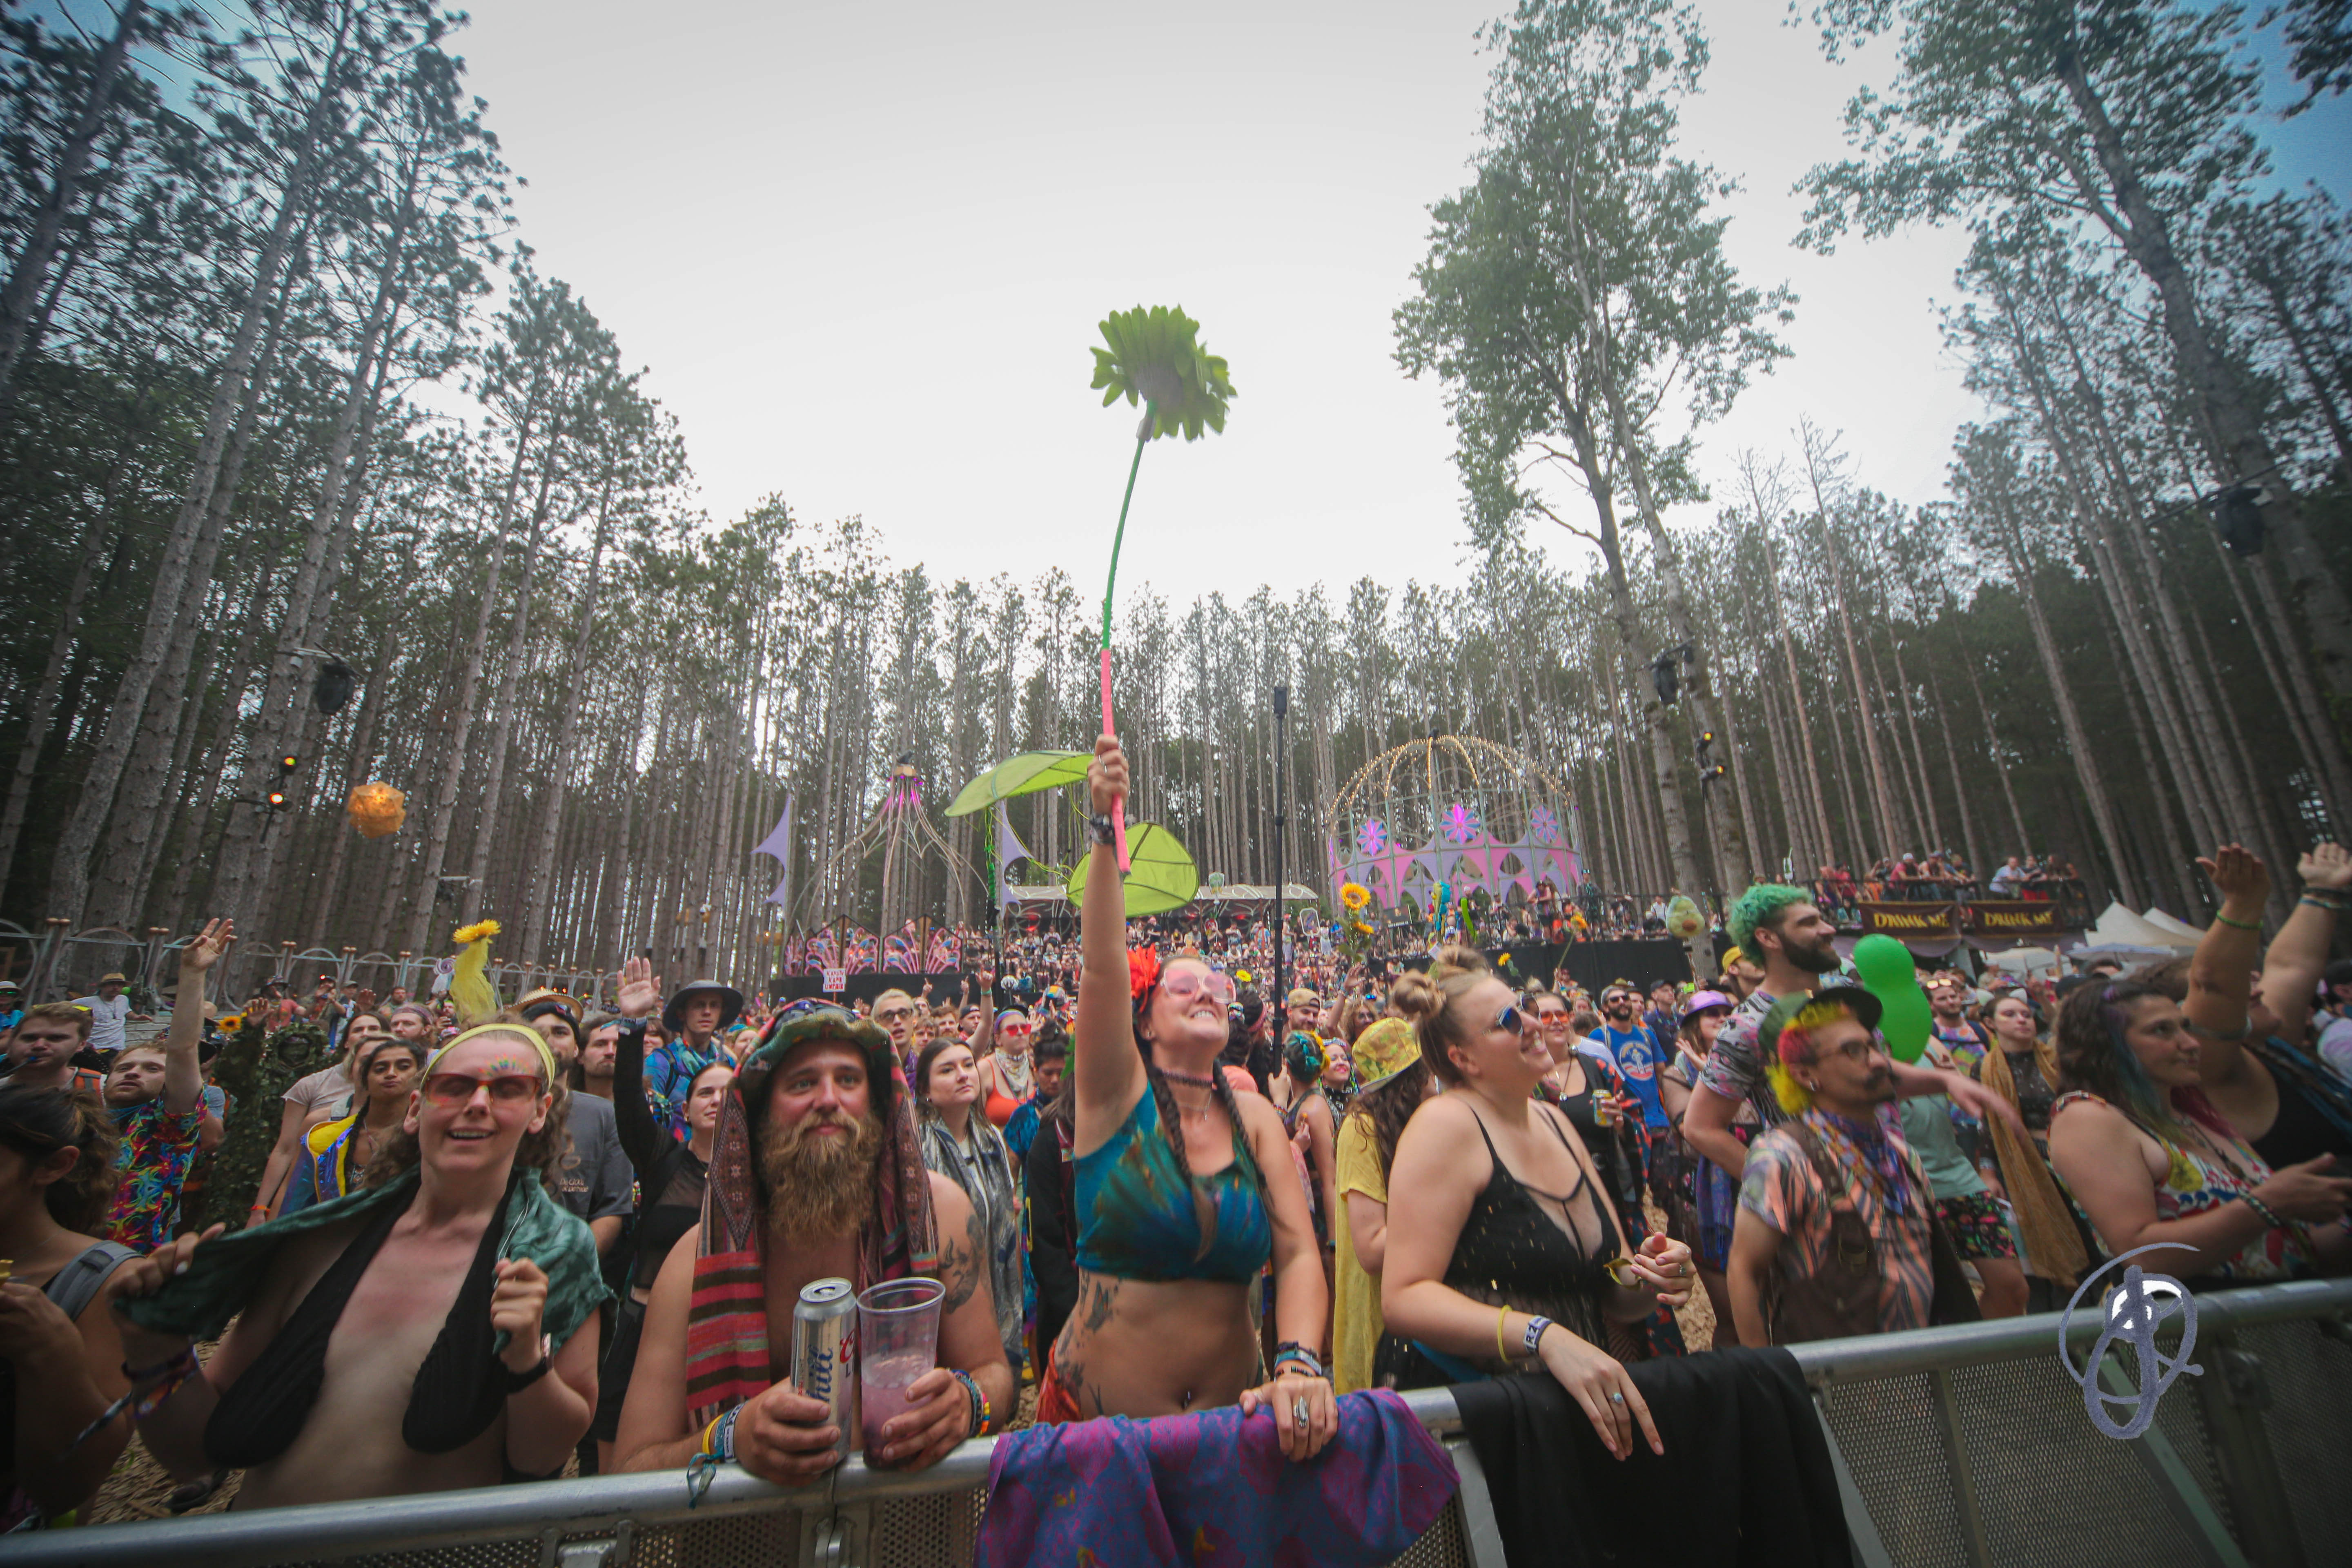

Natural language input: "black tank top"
[1446,1107,1616,1329]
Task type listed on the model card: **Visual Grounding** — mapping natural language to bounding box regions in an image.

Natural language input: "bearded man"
[1680,885,2022,1185]
[616,1002,1011,1483]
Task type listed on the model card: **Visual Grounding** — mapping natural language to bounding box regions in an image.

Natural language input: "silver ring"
[1608,1391,1626,1405]
[1294,1397,1310,1429]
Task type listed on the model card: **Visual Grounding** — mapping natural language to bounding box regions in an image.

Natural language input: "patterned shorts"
[1937,1190,2018,1262]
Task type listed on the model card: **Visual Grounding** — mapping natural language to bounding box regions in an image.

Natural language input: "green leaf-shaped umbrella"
[1063,820,1200,918]
[1091,305,1235,871]
[943,751,1093,819]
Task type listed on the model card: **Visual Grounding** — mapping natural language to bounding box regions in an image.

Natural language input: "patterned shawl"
[686,1000,937,1426]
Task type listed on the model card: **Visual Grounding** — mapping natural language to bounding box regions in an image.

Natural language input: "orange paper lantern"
[347,781,406,838]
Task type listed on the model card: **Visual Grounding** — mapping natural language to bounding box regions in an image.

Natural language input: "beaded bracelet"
[1273,1346,1326,1382]
[2243,1192,2287,1232]
[950,1368,991,1437]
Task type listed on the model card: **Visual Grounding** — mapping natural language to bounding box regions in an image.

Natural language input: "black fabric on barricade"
[1452,1346,1849,1568]
[771,971,978,1006]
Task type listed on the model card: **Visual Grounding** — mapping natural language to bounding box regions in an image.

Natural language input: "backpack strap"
[42,1241,138,1321]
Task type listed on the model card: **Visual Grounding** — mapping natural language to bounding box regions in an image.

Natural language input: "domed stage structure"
[1325,735,1584,911]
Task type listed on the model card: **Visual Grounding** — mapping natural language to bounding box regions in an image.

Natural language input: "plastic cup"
[858,1277,945,1466]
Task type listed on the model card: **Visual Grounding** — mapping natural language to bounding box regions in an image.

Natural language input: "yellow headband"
[424,1022,560,1087]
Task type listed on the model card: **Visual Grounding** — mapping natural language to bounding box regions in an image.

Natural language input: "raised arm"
[2187,845,2270,1064]
[163,919,232,1116]
[611,957,665,1178]
[2261,844,2349,1047]
[1072,736,1143,1132]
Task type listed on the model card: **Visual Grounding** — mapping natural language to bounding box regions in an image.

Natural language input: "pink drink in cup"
[857,1277,945,1467]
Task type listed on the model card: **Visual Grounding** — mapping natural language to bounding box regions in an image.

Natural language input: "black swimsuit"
[204,1184,514,1468]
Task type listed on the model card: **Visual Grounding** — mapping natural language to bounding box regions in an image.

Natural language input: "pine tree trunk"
[0,0,145,403]
[1800,435,1899,861]
[42,21,345,926]
[1751,508,1838,870]
[2055,48,2352,702]
[1987,486,2140,908]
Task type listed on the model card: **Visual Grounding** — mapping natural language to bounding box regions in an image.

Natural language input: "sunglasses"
[999,1020,1034,1036]
[423,1072,542,1107]
[1494,1004,1526,1036]
[1160,970,1238,1006]
[875,1007,915,1023]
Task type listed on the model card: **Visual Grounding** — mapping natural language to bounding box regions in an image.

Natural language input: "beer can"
[793,1277,858,1464]
[1592,1095,1616,1128]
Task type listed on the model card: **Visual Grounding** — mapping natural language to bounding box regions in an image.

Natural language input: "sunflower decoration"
[1090,305,1236,441]
[1091,305,1236,875]
[450,919,502,1027]
[1340,882,1372,913]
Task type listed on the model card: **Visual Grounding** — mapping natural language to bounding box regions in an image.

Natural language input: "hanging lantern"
[346,782,406,838]
[1665,895,1705,941]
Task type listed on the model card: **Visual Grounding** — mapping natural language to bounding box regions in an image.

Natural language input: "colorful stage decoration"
[1325,735,1585,914]
[1064,820,1200,918]
[345,781,406,838]
[1089,304,1234,871]
[787,758,976,938]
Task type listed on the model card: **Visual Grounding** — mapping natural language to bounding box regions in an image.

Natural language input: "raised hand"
[617,955,660,1019]
[2196,844,2270,913]
[179,918,234,974]
[1088,733,1129,818]
[2298,842,2352,894]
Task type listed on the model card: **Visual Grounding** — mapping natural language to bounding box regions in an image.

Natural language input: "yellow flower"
[1339,882,1371,912]
[452,919,501,945]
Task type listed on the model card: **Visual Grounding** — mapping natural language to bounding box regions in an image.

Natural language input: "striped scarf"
[686,1006,937,1427]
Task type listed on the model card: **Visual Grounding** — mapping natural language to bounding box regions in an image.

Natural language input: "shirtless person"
[617,1001,1013,1483]
[109,1019,604,1507]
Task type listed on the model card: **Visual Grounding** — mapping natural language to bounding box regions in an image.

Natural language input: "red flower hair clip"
[1128,946,1162,1003]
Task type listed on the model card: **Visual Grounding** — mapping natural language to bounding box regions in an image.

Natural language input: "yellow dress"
[1333,1115,1389,1395]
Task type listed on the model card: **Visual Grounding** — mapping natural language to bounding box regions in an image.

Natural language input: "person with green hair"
[1680,884,2022,1186]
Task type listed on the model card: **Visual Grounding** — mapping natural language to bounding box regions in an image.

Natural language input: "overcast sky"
[447,0,2349,606]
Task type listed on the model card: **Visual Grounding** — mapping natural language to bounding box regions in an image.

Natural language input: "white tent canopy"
[2087,902,2199,953]
[2138,908,2207,942]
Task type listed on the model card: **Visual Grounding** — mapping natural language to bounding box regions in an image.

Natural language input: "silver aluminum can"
[793,1277,857,1463]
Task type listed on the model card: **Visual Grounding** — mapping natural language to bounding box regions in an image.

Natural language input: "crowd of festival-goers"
[1,732,2348,1534]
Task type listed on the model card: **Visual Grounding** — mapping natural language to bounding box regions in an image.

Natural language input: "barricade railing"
[9,1278,2348,1568]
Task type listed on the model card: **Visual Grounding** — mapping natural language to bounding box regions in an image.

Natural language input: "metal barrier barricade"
[7,1278,2346,1568]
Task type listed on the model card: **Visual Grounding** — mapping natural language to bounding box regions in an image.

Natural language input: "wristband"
[699,1404,740,1461]
[1087,813,1117,846]
[2244,1193,2287,1232]
[2213,913,2261,932]
[1523,1315,1555,1357]
[2301,893,2348,913]
[1274,1346,1326,1382]
[950,1367,991,1437]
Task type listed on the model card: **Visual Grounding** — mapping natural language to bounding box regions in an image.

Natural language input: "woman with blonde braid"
[1967,993,2085,1300]
[1039,737,1335,1461]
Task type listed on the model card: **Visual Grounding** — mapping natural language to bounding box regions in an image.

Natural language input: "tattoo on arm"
[941,1210,984,1313]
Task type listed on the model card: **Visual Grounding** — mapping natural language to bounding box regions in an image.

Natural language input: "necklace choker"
[1159,1067,1221,1089]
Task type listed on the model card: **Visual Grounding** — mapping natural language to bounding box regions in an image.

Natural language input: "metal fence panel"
[9,1283,2349,1568]
[2243,1318,2352,1565]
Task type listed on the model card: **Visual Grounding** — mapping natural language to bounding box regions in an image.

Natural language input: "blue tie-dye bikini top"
[1074,1084,1272,1283]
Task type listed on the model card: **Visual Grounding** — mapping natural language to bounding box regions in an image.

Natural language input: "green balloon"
[1852,933,1932,1065]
